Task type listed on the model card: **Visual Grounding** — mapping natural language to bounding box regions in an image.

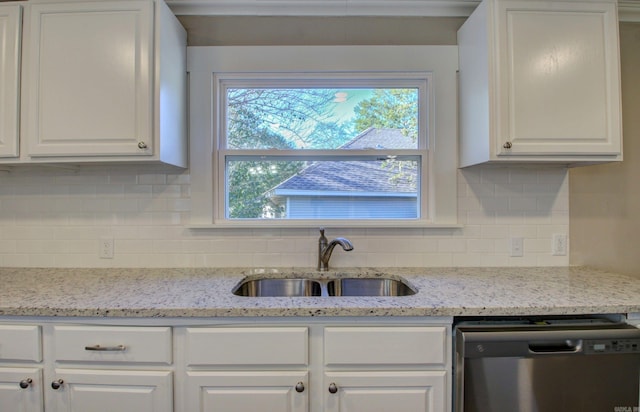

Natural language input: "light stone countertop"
[0,266,638,318]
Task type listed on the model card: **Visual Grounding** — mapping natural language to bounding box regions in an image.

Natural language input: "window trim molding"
[187,45,459,228]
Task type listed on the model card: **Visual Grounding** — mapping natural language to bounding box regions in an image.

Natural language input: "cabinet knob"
[138,141,148,149]
[19,378,32,389]
[51,379,64,390]
[295,382,305,393]
[503,141,512,149]
[328,382,338,394]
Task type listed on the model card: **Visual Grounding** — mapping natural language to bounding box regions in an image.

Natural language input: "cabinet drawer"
[324,326,446,366]
[53,326,172,364]
[185,327,308,366]
[0,325,41,362]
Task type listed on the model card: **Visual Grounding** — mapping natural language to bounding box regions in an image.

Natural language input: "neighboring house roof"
[266,128,417,198]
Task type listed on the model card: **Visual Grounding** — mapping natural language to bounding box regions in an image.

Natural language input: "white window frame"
[187,46,459,228]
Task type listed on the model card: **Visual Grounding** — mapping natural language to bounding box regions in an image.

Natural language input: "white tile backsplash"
[0,165,569,268]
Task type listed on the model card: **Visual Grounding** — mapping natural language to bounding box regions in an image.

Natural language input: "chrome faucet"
[318,228,354,271]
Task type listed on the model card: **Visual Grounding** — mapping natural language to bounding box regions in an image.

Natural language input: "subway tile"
[0,167,571,268]
[467,210,495,225]
[509,169,538,184]
[437,238,467,253]
[509,197,538,212]
[481,225,509,239]
[95,185,125,197]
[481,168,510,184]
[467,239,495,253]
[108,199,140,212]
[117,239,154,254]
[152,184,182,198]
[422,253,453,267]
[0,240,17,253]
[508,225,538,238]
[495,211,525,225]
[494,183,524,197]
[138,174,167,185]
[124,184,153,198]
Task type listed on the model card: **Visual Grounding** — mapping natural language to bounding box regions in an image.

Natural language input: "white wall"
[0,165,568,268]
[569,22,640,276]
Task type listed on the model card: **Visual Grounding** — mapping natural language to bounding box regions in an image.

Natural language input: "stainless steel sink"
[327,277,416,296]
[233,276,416,297]
[233,278,322,297]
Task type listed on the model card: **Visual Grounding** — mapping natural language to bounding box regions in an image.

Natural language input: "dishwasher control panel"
[585,339,640,354]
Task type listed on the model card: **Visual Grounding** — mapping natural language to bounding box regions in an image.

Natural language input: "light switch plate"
[99,237,114,259]
[509,237,524,257]
[552,234,568,256]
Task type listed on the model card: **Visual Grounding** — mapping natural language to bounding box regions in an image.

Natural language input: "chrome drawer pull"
[84,344,127,352]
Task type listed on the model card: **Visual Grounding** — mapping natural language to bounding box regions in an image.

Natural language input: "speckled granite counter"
[0,267,638,318]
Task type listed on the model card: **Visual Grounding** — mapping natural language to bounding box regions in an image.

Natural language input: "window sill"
[186,220,463,230]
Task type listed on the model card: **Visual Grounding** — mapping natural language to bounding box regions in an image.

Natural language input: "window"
[188,46,458,227]
[219,76,426,221]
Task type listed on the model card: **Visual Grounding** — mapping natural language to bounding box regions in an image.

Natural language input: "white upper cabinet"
[0,4,21,159]
[458,0,622,167]
[21,0,187,167]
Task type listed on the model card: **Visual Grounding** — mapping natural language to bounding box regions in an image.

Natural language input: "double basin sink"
[233,276,416,297]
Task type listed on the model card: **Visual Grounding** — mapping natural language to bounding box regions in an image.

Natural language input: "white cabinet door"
[458,0,622,166]
[50,369,172,412]
[494,0,621,156]
[0,368,43,412]
[0,4,21,158]
[24,0,154,158]
[185,371,308,412]
[324,371,446,412]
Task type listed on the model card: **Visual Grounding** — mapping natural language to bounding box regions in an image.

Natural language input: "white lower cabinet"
[323,326,448,412]
[186,371,309,412]
[46,325,173,412]
[49,369,172,412]
[1,319,452,412]
[324,371,446,412]
[177,322,451,412]
[179,326,310,412]
[0,367,43,412]
[0,325,43,412]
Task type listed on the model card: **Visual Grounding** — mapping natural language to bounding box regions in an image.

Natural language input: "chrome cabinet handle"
[503,141,512,149]
[295,382,305,393]
[19,378,32,389]
[138,142,148,149]
[328,382,338,394]
[84,344,126,351]
[51,379,64,390]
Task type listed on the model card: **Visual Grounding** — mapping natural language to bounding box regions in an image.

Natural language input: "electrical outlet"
[99,237,114,259]
[509,237,524,257]
[552,234,568,256]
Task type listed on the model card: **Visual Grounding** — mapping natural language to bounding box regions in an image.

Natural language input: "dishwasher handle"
[528,339,582,354]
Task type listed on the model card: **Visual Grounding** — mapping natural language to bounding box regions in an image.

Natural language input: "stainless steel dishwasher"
[455,317,640,412]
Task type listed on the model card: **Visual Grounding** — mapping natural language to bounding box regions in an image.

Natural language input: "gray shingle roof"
[269,128,417,195]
